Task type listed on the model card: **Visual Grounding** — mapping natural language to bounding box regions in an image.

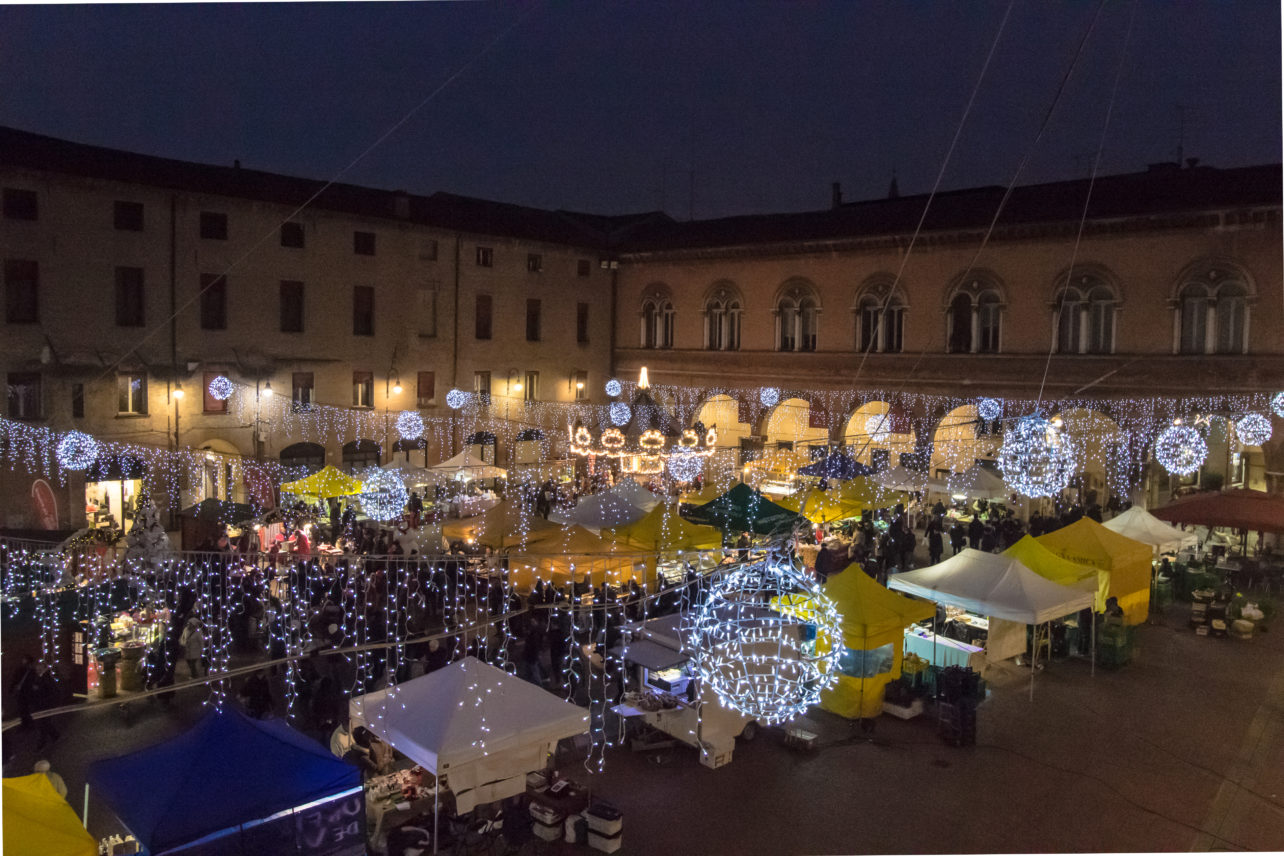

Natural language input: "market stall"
[3,773,97,856]
[86,708,364,856]
[508,524,642,590]
[1151,488,1284,535]
[1003,535,1103,608]
[683,483,807,536]
[349,656,588,848]
[798,453,875,481]
[550,479,658,530]
[925,463,1009,501]
[876,465,929,492]
[178,498,258,551]
[889,548,1095,697]
[427,450,507,484]
[280,465,364,502]
[441,500,561,550]
[1104,505,1199,554]
[602,501,723,553]
[1037,518,1153,624]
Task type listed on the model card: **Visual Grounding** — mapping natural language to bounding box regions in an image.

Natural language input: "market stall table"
[903,626,986,670]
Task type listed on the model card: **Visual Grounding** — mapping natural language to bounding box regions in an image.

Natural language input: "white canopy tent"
[1103,505,1198,553]
[380,460,436,487]
[350,657,588,849]
[428,451,507,483]
[925,465,1009,501]
[550,479,659,530]
[889,549,1095,698]
[876,465,928,492]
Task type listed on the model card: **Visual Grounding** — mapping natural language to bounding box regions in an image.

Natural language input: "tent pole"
[1090,612,1096,678]
[433,782,439,855]
[83,783,89,827]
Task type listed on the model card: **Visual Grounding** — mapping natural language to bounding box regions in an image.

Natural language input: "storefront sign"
[30,479,59,529]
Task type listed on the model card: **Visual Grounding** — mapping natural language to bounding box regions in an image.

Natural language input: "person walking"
[927,519,944,565]
[180,615,206,679]
[10,656,59,750]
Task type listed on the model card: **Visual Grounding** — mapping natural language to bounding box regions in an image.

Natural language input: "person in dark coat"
[10,656,59,749]
[927,519,944,565]
[949,522,966,556]
[967,516,984,550]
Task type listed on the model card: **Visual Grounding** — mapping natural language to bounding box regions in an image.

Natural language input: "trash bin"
[96,648,121,699]
[119,642,145,692]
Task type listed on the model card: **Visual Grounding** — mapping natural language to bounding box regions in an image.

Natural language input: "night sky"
[2,1,1279,218]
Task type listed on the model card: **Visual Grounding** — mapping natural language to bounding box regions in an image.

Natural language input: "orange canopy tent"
[1150,489,1284,534]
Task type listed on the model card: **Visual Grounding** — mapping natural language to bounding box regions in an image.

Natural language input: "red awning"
[1150,489,1284,534]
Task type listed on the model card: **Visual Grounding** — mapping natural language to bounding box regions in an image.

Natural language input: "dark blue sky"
[2,1,1279,218]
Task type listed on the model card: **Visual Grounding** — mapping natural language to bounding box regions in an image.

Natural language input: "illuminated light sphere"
[605,378,622,397]
[1154,424,1208,476]
[445,388,468,410]
[359,467,409,522]
[997,415,1078,498]
[207,375,236,402]
[1235,413,1272,447]
[609,402,632,426]
[865,414,891,443]
[1273,392,1284,419]
[394,410,425,441]
[688,557,843,726]
[759,387,780,408]
[977,397,1002,422]
[667,449,705,483]
[56,431,99,471]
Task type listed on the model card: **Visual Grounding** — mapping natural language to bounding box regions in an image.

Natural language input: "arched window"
[1055,287,1083,353]
[640,288,675,349]
[853,278,907,354]
[1173,264,1253,355]
[977,290,1001,353]
[944,275,1005,354]
[341,439,381,473]
[1215,283,1247,354]
[775,282,820,352]
[1086,286,1116,353]
[1053,273,1118,354]
[1178,283,1209,354]
[703,283,742,351]
[947,293,972,353]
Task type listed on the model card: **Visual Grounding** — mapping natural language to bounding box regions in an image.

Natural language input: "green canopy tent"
[178,498,260,551]
[682,482,806,537]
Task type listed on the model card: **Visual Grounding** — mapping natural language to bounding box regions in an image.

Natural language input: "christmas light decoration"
[609,402,632,426]
[1273,392,1284,419]
[687,555,843,726]
[446,388,468,410]
[998,415,1078,498]
[977,397,1002,422]
[865,414,891,443]
[206,375,236,401]
[56,431,99,471]
[1154,423,1208,476]
[667,448,705,482]
[1235,413,1272,447]
[759,387,780,408]
[605,378,622,397]
[359,467,409,521]
[394,410,425,441]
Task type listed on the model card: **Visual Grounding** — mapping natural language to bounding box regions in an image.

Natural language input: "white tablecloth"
[904,629,986,671]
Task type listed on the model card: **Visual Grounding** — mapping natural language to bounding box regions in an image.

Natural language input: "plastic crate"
[699,748,733,768]
[585,803,623,836]
[529,803,563,826]
[588,829,624,853]
[533,820,562,842]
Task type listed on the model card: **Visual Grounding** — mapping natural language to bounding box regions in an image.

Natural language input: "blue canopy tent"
[798,454,875,480]
[87,708,363,856]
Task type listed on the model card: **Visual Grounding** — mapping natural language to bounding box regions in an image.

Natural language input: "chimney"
[831,182,842,209]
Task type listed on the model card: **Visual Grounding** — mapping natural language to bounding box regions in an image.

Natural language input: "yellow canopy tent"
[776,489,861,524]
[603,502,724,553]
[836,477,908,512]
[776,564,933,719]
[279,465,363,501]
[440,500,561,550]
[1003,535,1105,611]
[1036,518,1153,624]
[509,525,641,591]
[3,773,97,856]
[679,482,727,506]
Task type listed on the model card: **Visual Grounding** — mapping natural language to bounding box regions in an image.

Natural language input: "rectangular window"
[292,372,314,411]
[1180,299,1207,354]
[577,302,589,344]
[4,259,39,324]
[280,221,305,248]
[7,372,41,419]
[417,282,438,337]
[524,371,539,402]
[977,304,1001,353]
[527,253,543,273]
[526,298,541,342]
[577,259,591,277]
[417,371,435,407]
[474,370,491,404]
[3,188,38,220]
[475,294,493,340]
[71,383,84,419]
[354,231,376,256]
[475,246,493,268]
[200,273,227,330]
[352,371,373,408]
[118,374,147,415]
[115,267,146,327]
[280,280,304,333]
[574,370,588,401]
[199,211,227,240]
[114,201,144,231]
[882,307,904,353]
[202,371,228,414]
[353,286,374,336]
[420,239,438,261]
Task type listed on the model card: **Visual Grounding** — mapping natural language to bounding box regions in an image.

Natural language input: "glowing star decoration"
[359,467,409,522]
[687,557,843,726]
[997,415,1078,498]
[759,387,780,408]
[609,402,632,426]
[1273,392,1284,419]
[667,448,704,482]
[1154,424,1208,476]
[605,378,622,398]
[56,431,99,471]
[445,389,468,410]
[206,375,235,402]
[977,397,1002,422]
[394,410,425,441]
[1235,413,1272,447]
[865,414,892,443]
